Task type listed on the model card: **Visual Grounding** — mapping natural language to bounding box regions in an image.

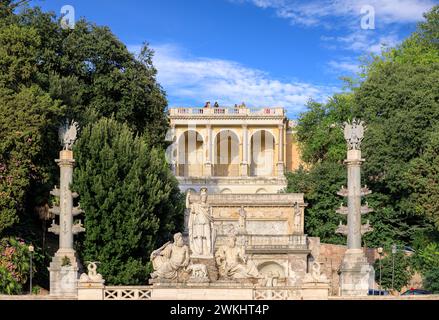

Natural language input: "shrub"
[0,237,32,294]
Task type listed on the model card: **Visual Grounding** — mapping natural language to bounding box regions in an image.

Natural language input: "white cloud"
[329,31,402,54]
[327,59,360,74]
[233,0,434,54]
[234,0,435,26]
[128,43,339,115]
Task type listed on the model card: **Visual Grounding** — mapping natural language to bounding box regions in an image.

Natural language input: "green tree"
[405,127,439,231]
[410,243,439,275]
[73,118,183,285]
[295,93,353,164]
[424,267,439,293]
[373,250,413,292]
[16,8,169,143]
[288,6,439,248]
[286,163,346,244]
[1,1,178,289]
[0,2,171,234]
[0,85,62,234]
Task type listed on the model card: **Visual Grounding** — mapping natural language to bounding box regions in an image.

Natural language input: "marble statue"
[79,261,104,283]
[215,235,260,279]
[187,188,213,257]
[187,263,209,282]
[343,119,364,150]
[294,202,301,232]
[187,263,208,278]
[59,120,78,150]
[260,271,280,287]
[303,261,328,283]
[150,233,189,280]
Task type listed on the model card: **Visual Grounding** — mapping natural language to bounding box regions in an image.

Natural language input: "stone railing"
[191,193,304,205]
[254,287,301,300]
[103,286,152,300]
[77,281,330,300]
[78,284,327,300]
[169,107,284,117]
[246,234,308,251]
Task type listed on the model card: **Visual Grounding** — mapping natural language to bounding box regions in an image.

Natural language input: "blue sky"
[30,0,437,118]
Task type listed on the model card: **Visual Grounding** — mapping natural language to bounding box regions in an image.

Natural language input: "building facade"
[168,104,302,194]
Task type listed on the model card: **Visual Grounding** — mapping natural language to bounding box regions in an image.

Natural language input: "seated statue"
[215,235,260,280]
[150,233,189,280]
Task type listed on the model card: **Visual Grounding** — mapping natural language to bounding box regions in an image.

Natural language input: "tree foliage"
[287,6,439,249]
[0,1,183,287]
[286,163,346,244]
[0,2,171,235]
[373,250,413,292]
[73,118,183,285]
[423,267,439,293]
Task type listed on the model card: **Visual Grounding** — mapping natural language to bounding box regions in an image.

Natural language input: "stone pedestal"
[49,249,81,297]
[301,282,330,300]
[339,249,374,296]
[77,266,105,300]
[77,281,105,300]
[190,257,218,283]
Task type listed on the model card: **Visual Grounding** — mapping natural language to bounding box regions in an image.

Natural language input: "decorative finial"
[58,120,79,150]
[343,119,365,150]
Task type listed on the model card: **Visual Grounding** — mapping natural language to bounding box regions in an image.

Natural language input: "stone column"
[48,121,85,298]
[48,149,85,297]
[170,125,176,175]
[240,124,248,176]
[205,124,213,176]
[277,124,285,176]
[336,119,374,296]
[58,150,75,250]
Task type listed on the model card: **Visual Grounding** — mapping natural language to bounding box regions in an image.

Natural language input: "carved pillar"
[240,125,248,176]
[48,138,85,297]
[277,124,285,176]
[58,152,74,249]
[346,151,363,249]
[205,124,212,176]
[170,125,176,175]
[336,119,374,296]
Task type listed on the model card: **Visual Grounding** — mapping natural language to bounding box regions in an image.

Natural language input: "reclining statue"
[215,235,260,280]
[150,233,189,280]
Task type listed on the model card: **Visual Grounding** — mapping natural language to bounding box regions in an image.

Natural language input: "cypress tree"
[73,118,183,285]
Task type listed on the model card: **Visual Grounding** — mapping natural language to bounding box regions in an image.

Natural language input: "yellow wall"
[286,131,304,172]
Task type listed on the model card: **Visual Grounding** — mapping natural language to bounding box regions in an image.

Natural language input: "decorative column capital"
[343,119,365,151]
[55,158,76,167]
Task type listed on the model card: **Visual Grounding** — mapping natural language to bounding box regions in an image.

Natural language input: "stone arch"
[213,129,240,176]
[177,130,204,177]
[220,188,232,194]
[250,130,276,176]
[255,188,268,194]
[250,129,276,145]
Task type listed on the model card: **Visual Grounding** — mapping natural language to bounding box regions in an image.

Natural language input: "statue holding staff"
[186,188,213,257]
